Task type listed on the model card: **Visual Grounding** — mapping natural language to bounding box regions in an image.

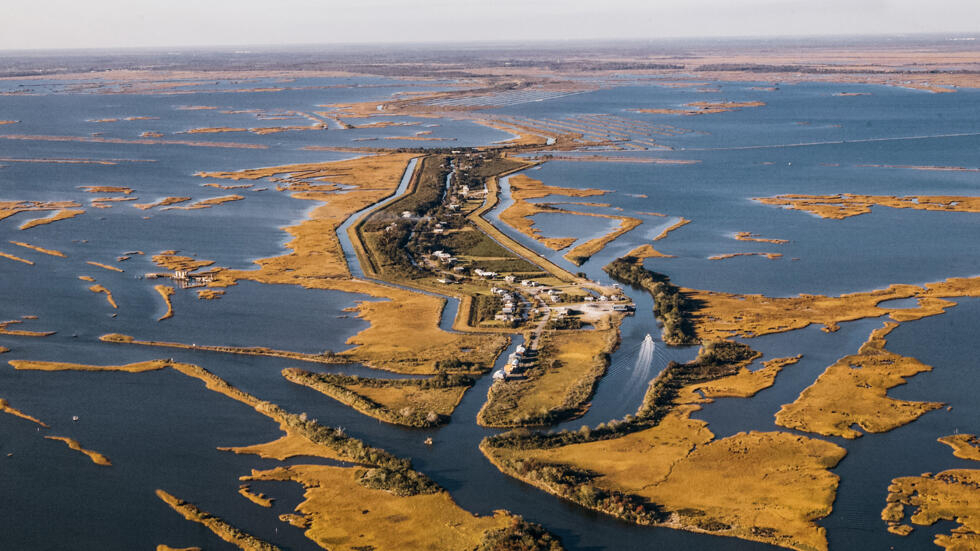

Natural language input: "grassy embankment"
[156,490,281,551]
[497,173,643,265]
[481,341,846,551]
[9,241,67,257]
[282,369,474,427]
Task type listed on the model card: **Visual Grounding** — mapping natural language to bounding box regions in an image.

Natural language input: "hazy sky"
[2,0,978,51]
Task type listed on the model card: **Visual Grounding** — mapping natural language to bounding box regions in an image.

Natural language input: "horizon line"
[2,31,978,56]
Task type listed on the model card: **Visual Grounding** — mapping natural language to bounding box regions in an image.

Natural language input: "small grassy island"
[882,434,980,548]
[775,322,943,439]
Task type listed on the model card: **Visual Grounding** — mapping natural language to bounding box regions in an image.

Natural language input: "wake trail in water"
[625,334,657,396]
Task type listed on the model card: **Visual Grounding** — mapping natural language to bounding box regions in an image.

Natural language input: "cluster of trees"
[472,294,504,324]
[356,466,440,497]
[603,256,699,345]
[546,316,583,330]
[260,401,442,495]
[499,457,664,525]
[434,356,478,372]
[476,517,565,551]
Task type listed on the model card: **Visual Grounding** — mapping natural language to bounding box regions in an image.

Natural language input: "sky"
[2,0,978,51]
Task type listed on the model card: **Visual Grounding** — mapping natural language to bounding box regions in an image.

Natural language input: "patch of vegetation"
[472,258,545,274]
[496,457,665,525]
[483,340,758,450]
[356,466,441,496]
[478,327,619,427]
[604,256,700,345]
[283,369,473,427]
[476,516,566,551]
[472,294,504,325]
[437,228,514,258]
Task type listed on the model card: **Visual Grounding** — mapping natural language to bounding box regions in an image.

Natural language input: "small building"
[492,370,506,381]
[504,275,516,283]
[401,211,412,218]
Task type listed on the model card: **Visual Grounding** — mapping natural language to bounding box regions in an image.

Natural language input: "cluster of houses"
[430,250,456,265]
[490,286,527,322]
[493,344,534,381]
[144,269,216,289]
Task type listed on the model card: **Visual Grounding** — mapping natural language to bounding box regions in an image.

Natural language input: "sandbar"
[652,218,691,241]
[10,359,170,372]
[156,490,281,551]
[0,251,34,265]
[0,320,55,337]
[0,200,82,222]
[9,241,66,257]
[0,398,49,427]
[155,285,175,320]
[86,261,124,273]
[0,134,268,150]
[134,197,192,210]
[100,333,344,366]
[563,216,643,266]
[80,186,133,195]
[44,436,111,466]
[162,195,244,210]
[19,209,85,230]
[631,101,766,115]
[88,284,118,309]
[708,252,782,260]
[733,231,788,244]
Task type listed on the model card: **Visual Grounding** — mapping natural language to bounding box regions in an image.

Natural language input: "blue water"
[1,75,977,550]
